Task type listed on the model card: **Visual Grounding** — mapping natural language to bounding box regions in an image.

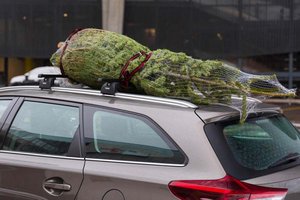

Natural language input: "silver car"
[0,84,299,200]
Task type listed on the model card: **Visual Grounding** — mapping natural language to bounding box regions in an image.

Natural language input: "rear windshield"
[205,113,300,179]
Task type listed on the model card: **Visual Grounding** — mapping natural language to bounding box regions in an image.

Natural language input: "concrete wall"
[102,0,125,33]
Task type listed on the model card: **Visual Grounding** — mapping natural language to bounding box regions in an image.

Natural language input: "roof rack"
[0,85,198,109]
[98,79,120,95]
[38,74,67,90]
[36,76,197,107]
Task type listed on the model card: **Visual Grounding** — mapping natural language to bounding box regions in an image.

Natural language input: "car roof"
[0,86,197,109]
[0,86,280,123]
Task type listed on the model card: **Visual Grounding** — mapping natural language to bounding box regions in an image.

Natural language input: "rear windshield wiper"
[268,152,300,168]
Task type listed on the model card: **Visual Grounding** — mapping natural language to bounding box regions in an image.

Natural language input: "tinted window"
[3,101,79,155]
[84,107,185,164]
[205,114,300,179]
[223,116,300,170]
[0,100,11,119]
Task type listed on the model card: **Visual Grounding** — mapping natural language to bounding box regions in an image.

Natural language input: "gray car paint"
[0,86,299,199]
[77,102,225,200]
[0,152,84,200]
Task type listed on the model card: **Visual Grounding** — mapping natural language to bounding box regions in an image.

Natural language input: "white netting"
[50,28,296,123]
[128,50,296,122]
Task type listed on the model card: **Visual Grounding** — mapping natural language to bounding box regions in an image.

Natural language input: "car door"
[0,97,84,200]
[76,105,187,200]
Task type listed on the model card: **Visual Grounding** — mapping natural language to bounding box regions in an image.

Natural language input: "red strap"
[59,28,83,75]
[119,51,152,88]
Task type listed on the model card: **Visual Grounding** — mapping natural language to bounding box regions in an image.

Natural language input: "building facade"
[0,0,299,89]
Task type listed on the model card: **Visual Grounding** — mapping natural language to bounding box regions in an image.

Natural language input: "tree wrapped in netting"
[50,28,296,122]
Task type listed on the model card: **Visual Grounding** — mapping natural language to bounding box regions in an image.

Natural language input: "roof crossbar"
[38,74,67,90]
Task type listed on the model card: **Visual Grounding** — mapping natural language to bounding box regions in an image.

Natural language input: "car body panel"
[0,86,299,199]
[0,94,85,199]
[245,165,300,200]
[76,100,226,200]
[0,151,84,200]
[0,87,226,200]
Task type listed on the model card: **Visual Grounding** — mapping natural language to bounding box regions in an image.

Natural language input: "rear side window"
[3,101,79,155]
[84,106,185,164]
[205,114,300,179]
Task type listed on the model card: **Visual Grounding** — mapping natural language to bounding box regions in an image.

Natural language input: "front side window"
[84,107,185,164]
[3,101,79,155]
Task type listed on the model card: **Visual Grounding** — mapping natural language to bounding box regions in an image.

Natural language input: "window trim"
[0,97,19,130]
[0,150,85,161]
[0,97,23,147]
[85,157,186,167]
[0,97,84,158]
[83,104,188,166]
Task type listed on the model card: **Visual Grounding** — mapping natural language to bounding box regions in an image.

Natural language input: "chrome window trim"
[85,157,186,167]
[0,150,84,160]
[0,151,185,166]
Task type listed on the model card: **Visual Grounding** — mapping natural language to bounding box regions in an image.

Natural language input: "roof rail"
[53,87,198,108]
[0,86,198,109]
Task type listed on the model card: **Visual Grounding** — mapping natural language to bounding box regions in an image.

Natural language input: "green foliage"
[51,28,296,123]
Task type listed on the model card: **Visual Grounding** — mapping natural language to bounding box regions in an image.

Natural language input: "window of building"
[84,107,185,164]
[3,101,79,156]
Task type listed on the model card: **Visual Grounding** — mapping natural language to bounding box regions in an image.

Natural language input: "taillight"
[169,175,287,200]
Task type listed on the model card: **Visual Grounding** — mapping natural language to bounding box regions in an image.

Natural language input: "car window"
[0,100,11,119]
[205,114,300,179]
[223,116,300,170]
[84,107,185,164]
[2,101,79,156]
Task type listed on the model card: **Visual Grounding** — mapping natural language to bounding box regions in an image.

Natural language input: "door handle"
[43,182,71,191]
[43,177,71,196]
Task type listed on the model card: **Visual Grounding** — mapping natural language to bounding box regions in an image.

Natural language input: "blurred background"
[0,0,300,88]
[0,0,299,126]
[1,0,300,87]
